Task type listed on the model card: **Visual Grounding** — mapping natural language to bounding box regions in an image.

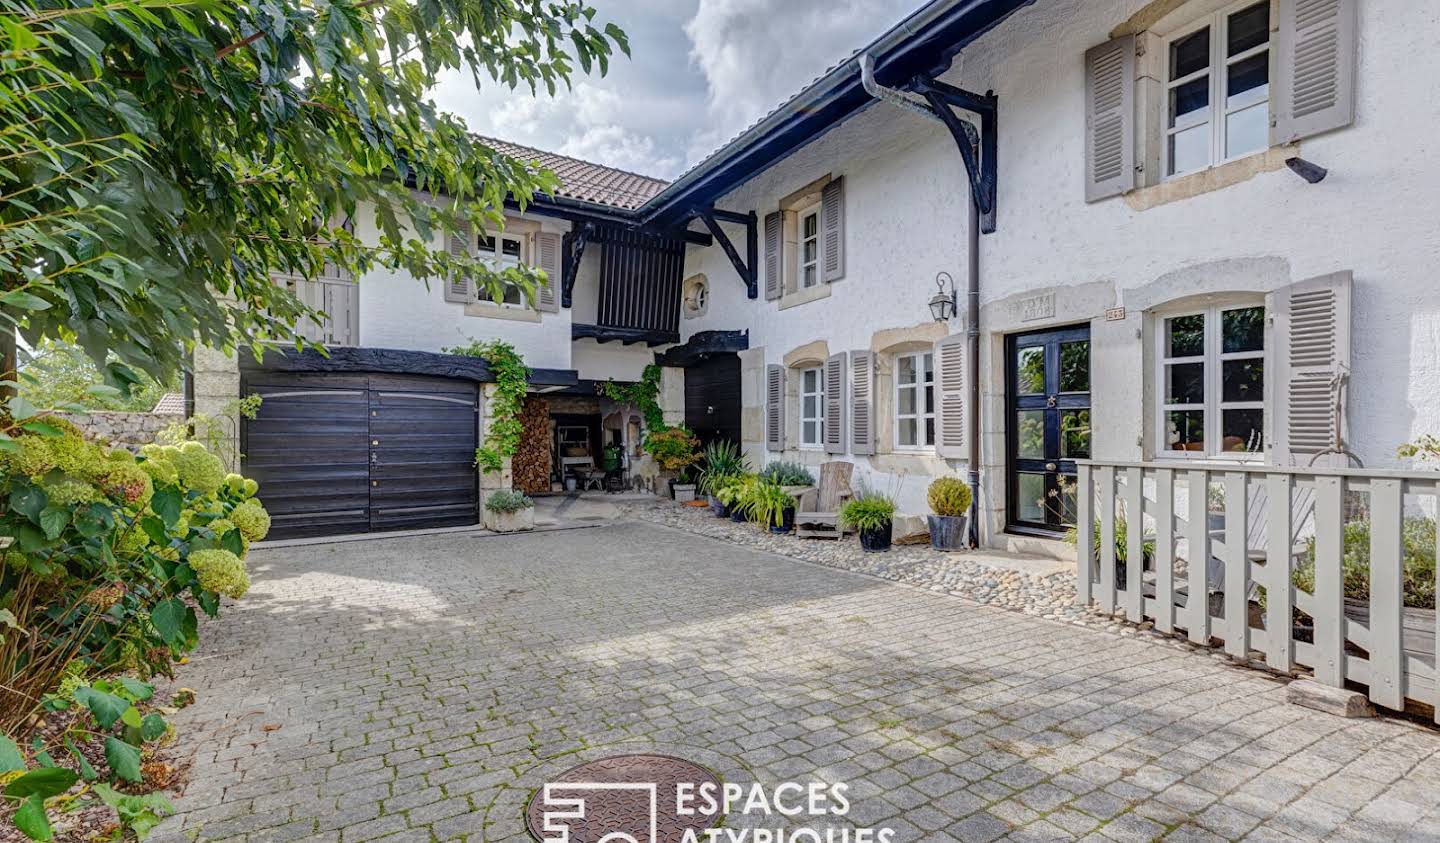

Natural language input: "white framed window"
[798,203,823,289]
[894,352,935,449]
[799,366,825,448]
[478,232,526,306]
[1156,302,1266,458]
[1164,0,1271,178]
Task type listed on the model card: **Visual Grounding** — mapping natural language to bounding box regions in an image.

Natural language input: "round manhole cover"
[525,754,723,843]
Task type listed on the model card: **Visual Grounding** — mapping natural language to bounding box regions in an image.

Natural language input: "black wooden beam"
[653,329,750,368]
[572,323,680,347]
[560,223,593,309]
[239,346,579,387]
[915,78,997,234]
[696,209,759,299]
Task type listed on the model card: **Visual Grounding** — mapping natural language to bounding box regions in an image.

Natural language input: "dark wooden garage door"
[242,373,479,539]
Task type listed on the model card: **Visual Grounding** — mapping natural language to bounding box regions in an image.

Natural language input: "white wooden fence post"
[1124,467,1144,621]
[1265,472,1294,672]
[1312,475,1345,687]
[1154,468,1175,633]
[1224,472,1249,659]
[1368,478,1404,710]
[1098,466,1117,615]
[1186,470,1210,644]
[1076,463,1094,608]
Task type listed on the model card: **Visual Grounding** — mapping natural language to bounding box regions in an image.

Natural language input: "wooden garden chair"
[795,461,855,539]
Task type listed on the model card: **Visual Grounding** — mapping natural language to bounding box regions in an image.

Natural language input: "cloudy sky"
[430,0,921,180]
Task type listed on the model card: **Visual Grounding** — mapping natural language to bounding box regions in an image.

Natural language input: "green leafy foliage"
[839,492,898,533]
[17,340,177,412]
[484,490,534,514]
[927,477,973,517]
[758,461,815,487]
[0,0,630,392]
[600,364,665,433]
[1293,517,1437,609]
[446,341,528,473]
[742,480,795,529]
[697,440,749,497]
[643,427,701,476]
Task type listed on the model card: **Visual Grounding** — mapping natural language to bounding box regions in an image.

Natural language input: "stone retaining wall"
[62,411,180,449]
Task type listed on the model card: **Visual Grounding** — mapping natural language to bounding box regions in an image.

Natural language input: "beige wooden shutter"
[1272,0,1358,144]
[535,232,561,312]
[1271,271,1353,467]
[848,350,875,456]
[935,332,968,459]
[766,364,785,452]
[763,212,782,300]
[824,353,846,454]
[821,177,845,283]
[1083,36,1136,202]
[444,220,473,303]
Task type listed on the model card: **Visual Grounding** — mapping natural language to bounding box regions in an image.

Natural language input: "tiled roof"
[480,137,669,212]
[151,392,185,414]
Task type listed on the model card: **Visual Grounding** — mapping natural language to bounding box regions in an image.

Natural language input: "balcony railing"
[1075,459,1440,719]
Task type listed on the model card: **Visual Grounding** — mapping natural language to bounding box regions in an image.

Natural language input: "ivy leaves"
[446,341,529,473]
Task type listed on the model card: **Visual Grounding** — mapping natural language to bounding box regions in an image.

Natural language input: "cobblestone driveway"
[157,522,1440,843]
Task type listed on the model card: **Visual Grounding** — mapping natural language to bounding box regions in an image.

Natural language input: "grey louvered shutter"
[763,212,782,300]
[444,220,473,303]
[824,353,846,454]
[766,364,785,452]
[848,350,874,455]
[935,332,967,459]
[1271,271,1352,467]
[1083,36,1136,202]
[1272,0,1358,144]
[821,177,846,282]
[535,232,560,312]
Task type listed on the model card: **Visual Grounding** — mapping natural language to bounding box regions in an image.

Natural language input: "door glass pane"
[899,418,918,447]
[1016,346,1045,394]
[1228,2,1270,56]
[1165,362,1206,404]
[1222,408,1264,452]
[1222,306,1265,352]
[1166,314,1205,357]
[1170,123,1210,174]
[1017,473,1048,524]
[1017,411,1046,459]
[1060,341,1090,392]
[1057,477,1078,527]
[1226,103,1268,158]
[1167,410,1206,451]
[1170,26,1210,79]
[1061,410,1091,459]
[1222,359,1265,402]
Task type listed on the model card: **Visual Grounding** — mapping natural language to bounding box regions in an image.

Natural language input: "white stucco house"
[212,0,1439,553]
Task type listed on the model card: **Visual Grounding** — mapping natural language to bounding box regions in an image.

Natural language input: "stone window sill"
[778,284,832,311]
[1124,144,1299,212]
[464,301,541,323]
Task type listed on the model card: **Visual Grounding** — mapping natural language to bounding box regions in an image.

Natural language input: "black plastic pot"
[730,508,748,523]
[768,507,796,534]
[927,514,969,551]
[859,522,893,553]
[708,496,730,518]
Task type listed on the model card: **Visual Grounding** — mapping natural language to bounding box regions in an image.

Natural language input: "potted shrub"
[841,492,898,553]
[644,426,702,501]
[750,480,798,534]
[926,476,973,551]
[699,440,749,516]
[716,474,757,522]
[484,490,535,532]
[759,461,816,499]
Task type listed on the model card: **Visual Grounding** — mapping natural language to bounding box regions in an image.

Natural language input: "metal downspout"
[861,52,985,549]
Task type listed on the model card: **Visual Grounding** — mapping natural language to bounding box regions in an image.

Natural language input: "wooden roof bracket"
[914,77,998,234]
[560,222,594,308]
[695,207,759,299]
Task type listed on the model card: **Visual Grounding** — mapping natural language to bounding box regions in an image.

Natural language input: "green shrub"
[697,440,749,496]
[927,477,973,517]
[644,426,702,478]
[1063,514,1155,563]
[759,461,815,487]
[714,474,756,509]
[484,490,534,513]
[840,492,897,532]
[745,480,795,528]
[1292,517,1436,609]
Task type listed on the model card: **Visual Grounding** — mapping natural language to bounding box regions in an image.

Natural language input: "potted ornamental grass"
[841,491,898,553]
[645,426,702,501]
[699,440,749,516]
[759,461,816,499]
[485,490,535,532]
[717,474,759,522]
[749,480,798,534]
[926,476,973,551]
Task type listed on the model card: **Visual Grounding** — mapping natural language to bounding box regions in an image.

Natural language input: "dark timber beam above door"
[695,208,759,300]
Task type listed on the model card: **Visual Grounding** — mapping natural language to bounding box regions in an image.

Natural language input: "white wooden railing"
[1075,459,1439,720]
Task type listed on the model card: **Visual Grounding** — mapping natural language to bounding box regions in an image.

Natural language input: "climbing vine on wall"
[599,363,665,435]
[445,340,529,473]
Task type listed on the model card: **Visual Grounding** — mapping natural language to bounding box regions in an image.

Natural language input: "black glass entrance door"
[1006,325,1092,535]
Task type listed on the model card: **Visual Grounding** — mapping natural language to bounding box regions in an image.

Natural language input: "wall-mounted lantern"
[929,271,957,322]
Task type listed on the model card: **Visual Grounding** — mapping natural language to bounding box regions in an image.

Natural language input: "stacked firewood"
[514,396,552,494]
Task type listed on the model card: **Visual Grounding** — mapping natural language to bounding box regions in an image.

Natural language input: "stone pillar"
[477,383,513,524]
[192,345,242,470]
[738,347,766,469]
[659,366,685,427]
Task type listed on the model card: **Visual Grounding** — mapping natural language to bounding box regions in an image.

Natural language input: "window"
[798,204,822,289]
[799,366,825,448]
[1165,0,1271,178]
[1158,303,1266,457]
[894,352,935,449]
[478,232,526,306]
